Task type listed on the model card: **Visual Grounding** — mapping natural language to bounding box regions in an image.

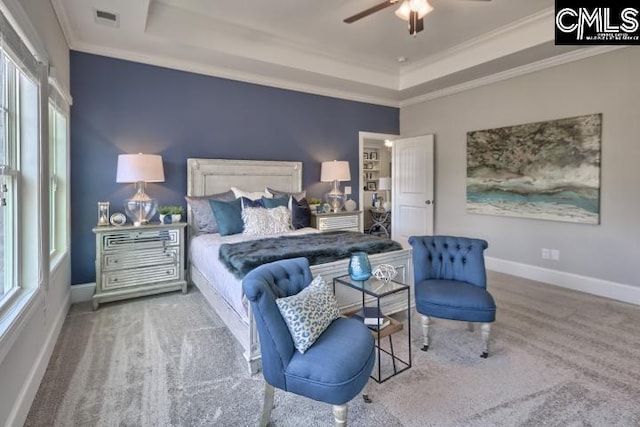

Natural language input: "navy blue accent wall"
[70,52,398,285]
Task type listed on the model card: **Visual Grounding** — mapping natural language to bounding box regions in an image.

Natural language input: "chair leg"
[259,383,275,427]
[362,378,372,403]
[467,322,475,332]
[420,315,430,351]
[480,323,491,358]
[333,404,348,426]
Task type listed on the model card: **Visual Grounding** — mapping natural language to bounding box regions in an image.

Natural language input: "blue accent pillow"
[261,195,289,209]
[209,198,243,236]
[241,196,264,209]
[291,197,311,229]
[276,275,341,353]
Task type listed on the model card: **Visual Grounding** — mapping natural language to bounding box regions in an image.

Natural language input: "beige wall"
[0,1,70,425]
[20,0,69,87]
[400,47,640,288]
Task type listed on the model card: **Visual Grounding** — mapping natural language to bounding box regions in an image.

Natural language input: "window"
[0,52,17,304]
[0,9,42,311]
[48,100,68,262]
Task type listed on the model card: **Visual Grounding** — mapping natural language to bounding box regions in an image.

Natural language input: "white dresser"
[92,222,187,310]
[310,211,362,232]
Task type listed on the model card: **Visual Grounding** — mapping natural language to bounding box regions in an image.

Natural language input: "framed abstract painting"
[466,114,602,224]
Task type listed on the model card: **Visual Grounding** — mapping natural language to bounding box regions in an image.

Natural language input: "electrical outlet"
[541,248,550,259]
[551,249,560,261]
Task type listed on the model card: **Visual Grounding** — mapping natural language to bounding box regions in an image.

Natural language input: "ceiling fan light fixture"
[395,0,412,20]
[415,0,434,19]
[395,0,433,21]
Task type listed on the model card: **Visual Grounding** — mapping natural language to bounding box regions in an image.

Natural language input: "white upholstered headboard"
[186,158,303,235]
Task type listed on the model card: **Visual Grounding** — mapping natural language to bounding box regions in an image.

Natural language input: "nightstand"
[92,222,188,310]
[310,210,362,232]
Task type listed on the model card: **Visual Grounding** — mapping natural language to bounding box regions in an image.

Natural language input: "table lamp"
[378,177,391,210]
[321,160,351,212]
[116,153,165,226]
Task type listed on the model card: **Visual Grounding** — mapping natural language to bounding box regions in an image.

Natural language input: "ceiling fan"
[344,0,492,36]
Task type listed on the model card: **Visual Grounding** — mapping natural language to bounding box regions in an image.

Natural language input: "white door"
[391,135,434,248]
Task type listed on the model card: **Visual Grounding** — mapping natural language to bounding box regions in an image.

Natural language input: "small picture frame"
[367,182,377,191]
[363,152,369,160]
[370,151,378,160]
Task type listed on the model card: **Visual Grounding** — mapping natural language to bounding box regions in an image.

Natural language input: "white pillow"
[276,275,341,353]
[231,186,271,200]
[242,206,292,236]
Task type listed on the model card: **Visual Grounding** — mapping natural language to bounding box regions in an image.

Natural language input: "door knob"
[425,200,432,205]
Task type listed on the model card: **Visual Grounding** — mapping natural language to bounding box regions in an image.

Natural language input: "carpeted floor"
[25,271,640,426]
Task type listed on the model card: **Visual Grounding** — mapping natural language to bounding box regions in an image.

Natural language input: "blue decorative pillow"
[291,197,311,229]
[261,195,289,209]
[276,275,341,354]
[241,197,264,209]
[209,198,243,236]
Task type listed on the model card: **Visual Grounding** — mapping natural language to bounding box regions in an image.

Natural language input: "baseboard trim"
[6,290,70,427]
[486,257,640,306]
[70,282,95,303]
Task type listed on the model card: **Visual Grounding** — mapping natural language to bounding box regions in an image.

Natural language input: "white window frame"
[48,99,68,268]
[0,3,47,362]
[0,52,19,306]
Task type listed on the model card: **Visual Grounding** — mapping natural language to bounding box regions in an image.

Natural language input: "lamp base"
[325,180,345,212]
[124,198,158,226]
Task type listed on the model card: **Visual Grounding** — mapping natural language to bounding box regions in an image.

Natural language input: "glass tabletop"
[334,275,408,297]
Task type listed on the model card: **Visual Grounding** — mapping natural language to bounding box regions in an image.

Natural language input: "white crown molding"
[50,0,75,49]
[399,45,627,107]
[486,256,640,306]
[403,8,555,75]
[71,41,402,108]
[400,7,556,90]
[148,2,397,85]
[48,3,627,108]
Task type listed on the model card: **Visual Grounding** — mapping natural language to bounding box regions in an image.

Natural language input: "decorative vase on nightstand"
[344,198,357,212]
[349,252,371,281]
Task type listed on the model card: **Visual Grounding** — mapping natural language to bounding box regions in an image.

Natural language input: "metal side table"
[333,275,411,383]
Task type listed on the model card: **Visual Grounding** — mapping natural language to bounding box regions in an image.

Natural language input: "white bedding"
[189,227,320,323]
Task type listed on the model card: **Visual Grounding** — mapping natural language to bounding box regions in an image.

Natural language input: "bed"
[186,158,413,374]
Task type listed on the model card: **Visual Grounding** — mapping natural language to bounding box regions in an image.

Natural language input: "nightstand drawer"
[102,228,179,251]
[102,264,180,290]
[102,246,179,271]
[317,215,359,231]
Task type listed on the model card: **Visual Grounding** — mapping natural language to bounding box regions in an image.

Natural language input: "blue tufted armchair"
[408,236,496,358]
[242,257,375,426]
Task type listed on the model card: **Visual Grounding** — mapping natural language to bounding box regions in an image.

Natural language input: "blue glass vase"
[349,252,371,281]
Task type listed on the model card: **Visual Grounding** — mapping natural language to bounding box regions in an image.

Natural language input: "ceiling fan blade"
[344,1,397,24]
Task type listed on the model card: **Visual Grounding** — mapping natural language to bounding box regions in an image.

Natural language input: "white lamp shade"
[378,177,391,191]
[116,154,165,183]
[395,0,433,20]
[321,160,351,182]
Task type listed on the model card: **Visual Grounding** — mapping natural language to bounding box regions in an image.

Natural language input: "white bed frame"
[186,158,413,374]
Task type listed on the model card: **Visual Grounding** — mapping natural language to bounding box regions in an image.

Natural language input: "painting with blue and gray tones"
[466,114,601,224]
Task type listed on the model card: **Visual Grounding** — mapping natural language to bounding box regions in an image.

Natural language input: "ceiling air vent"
[94,9,119,28]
